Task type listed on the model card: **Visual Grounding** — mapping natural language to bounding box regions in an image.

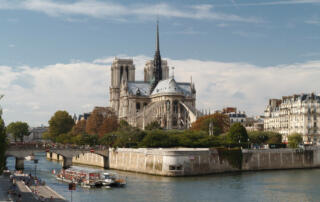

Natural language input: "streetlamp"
[33,159,38,177]
[34,159,38,195]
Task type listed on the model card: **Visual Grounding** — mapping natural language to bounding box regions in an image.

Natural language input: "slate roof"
[127,78,193,97]
[128,81,151,96]
[151,78,192,96]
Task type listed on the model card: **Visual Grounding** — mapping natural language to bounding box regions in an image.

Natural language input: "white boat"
[25,155,35,161]
[55,167,126,188]
[102,172,126,187]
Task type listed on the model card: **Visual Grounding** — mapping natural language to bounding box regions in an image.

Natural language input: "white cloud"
[0,0,263,23]
[217,0,320,7]
[1,56,320,126]
[0,62,108,126]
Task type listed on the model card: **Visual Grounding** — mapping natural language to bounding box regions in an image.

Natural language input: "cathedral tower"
[110,58,135,115]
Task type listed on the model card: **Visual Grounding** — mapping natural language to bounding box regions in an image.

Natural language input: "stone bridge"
[5,143,109,170]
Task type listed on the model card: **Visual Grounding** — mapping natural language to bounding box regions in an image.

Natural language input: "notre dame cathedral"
[109,22,198,130]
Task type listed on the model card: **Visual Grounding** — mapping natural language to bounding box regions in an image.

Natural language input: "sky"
[0,0,320,126]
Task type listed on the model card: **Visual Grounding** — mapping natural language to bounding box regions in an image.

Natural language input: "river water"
[6,153,320,202]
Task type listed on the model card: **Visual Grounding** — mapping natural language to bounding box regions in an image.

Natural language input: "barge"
[55,166,126,188]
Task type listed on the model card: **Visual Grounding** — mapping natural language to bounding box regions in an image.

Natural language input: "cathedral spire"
[150,20,163,93]
[156,20,160,53]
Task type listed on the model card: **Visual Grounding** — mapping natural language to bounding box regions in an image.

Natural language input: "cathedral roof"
[151,78,192,96]
[128,81,151,96]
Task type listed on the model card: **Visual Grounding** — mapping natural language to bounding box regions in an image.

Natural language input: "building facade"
[264,93,320,144]
[109,23,198,129]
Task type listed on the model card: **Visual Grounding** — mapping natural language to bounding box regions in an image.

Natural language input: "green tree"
[7,121,29,142]
[248,131,282,145]
[0,116,7,174]
[266,132,282,144]
[227,123,248,144]
[140,130,179,148]
[48,111,74,141]
[288,133,303,148]
[145,121,162,130]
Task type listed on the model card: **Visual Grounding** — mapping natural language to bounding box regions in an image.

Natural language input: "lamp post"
[34,159,38,195]
[34,159,38,178]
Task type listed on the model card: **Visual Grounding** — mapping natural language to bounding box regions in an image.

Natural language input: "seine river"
[6,153,320,202]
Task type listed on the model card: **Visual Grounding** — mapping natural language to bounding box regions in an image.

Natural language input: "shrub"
[288,133,303,148]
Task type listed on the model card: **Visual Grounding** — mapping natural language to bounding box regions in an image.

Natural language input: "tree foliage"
[248,131,282,144]
[227,123,248,144]
[7,121,29,142]
[145,121,162,130]
[190,112,230,135]
[47,111,74,141]
[288,133,303,148]
[98,115,118,137]
[71,120,86,136]
[86,107,117,136]
[0,115,7,174]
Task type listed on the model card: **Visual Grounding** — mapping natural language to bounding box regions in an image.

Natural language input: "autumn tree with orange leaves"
[71,119,87,135]
[190,112,230,135]
[86,107,118,137]
[98,115,118,137]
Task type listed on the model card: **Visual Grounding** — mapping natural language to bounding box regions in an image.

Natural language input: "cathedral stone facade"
[109,23,198,129]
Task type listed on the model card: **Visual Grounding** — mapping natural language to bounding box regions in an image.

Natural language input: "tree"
[248,131,282,145]
[140,130,179,148]
[86,107,115,135]
[288,133,303,148]
[227,123,248,144]
[145,121,162,130]
[191,112,230,135]
[7,121,29,142]
[266,132,282,144]
[48,111,74,141]
[0,115,7,174]
[71,120,87,135]
[98,115,118,137]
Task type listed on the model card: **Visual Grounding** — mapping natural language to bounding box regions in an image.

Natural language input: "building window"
[120,66,123,81]
[136,103,141,112]
[166,100,171,111]
[173,100,178,113]
[172,117,177,127]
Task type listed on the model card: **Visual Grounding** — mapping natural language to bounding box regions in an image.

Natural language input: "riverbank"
[0,175,12,202]
[2,171,67,202]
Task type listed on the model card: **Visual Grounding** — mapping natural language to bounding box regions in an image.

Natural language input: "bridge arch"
[47,149,109,169]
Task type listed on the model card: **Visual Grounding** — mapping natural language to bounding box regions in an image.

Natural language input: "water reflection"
[6,153,320,202]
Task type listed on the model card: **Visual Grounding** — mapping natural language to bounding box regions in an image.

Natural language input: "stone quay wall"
[72,153,105,167]
[108,147,320,176]
[47,147,320,176]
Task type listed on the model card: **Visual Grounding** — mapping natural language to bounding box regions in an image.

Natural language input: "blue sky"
[1,0,320,67]
[1,0,320,126]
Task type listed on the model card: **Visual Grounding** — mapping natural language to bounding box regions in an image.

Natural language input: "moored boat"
[56,167,102,188]
[101,172,126,187]
[25,155,35,161]
[55,166,126,188]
